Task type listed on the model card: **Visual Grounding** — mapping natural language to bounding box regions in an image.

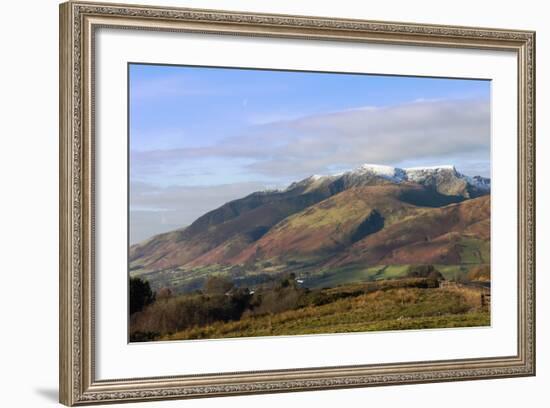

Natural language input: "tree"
[129,277,155,315]
[279,273,297,288]
[156,287,173,299]
[406,265,444,280]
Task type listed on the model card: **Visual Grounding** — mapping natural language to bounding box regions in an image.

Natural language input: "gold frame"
[59,1,536,405]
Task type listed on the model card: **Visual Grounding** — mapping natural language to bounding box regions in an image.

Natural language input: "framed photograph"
[59,1,536,405]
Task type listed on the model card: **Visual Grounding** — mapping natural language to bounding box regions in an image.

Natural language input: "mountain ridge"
[286,163,490,198]
[130,163,490,293]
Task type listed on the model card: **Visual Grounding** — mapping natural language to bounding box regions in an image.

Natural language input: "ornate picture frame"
[59,1,535,405]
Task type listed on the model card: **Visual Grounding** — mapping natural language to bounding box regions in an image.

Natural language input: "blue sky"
[129,63,491,243]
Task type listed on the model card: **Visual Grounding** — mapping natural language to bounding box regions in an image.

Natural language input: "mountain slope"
[130,188,333,271]
[328,194,490,267]
[130,164,490,291]
[226,184,430,265]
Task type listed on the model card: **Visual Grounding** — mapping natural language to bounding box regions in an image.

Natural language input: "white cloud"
[131,98,490,181]
[247,98,490,177]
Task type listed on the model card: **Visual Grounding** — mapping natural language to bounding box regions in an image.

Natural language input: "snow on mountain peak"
[464,175,491,191]
[404,165,456,172]
[403,165,457,183]
[353,163,407,182]
[295,163,489,193]
[357,163,395,174]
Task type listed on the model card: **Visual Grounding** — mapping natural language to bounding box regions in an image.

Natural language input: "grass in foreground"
[160,285,489,341]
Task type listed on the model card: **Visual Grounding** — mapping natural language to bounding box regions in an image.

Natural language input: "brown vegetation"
[129,272,489,342]
[161,284,489,341]
[467,265,491,282]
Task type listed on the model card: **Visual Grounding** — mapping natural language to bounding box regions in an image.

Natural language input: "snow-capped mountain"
[289,163,490,199]
[130,162,491,290]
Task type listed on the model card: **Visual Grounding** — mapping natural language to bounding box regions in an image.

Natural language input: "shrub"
[156,287,173,299]
[129,277,155,315]
[129,288,253,337]
[467,265,490,282]
[406,265,444,281]
[204,276,234,295]
[248,283,304,316]
[129,331,159,342]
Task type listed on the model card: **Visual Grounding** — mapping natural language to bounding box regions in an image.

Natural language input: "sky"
[129,63,491,244]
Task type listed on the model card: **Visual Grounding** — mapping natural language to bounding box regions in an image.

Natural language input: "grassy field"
[130,276,490,342]
[458,238,490,264]
[163,310,489,340]
[131,258,489,296]
[304,263,483,289]
[161,286,489,341]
